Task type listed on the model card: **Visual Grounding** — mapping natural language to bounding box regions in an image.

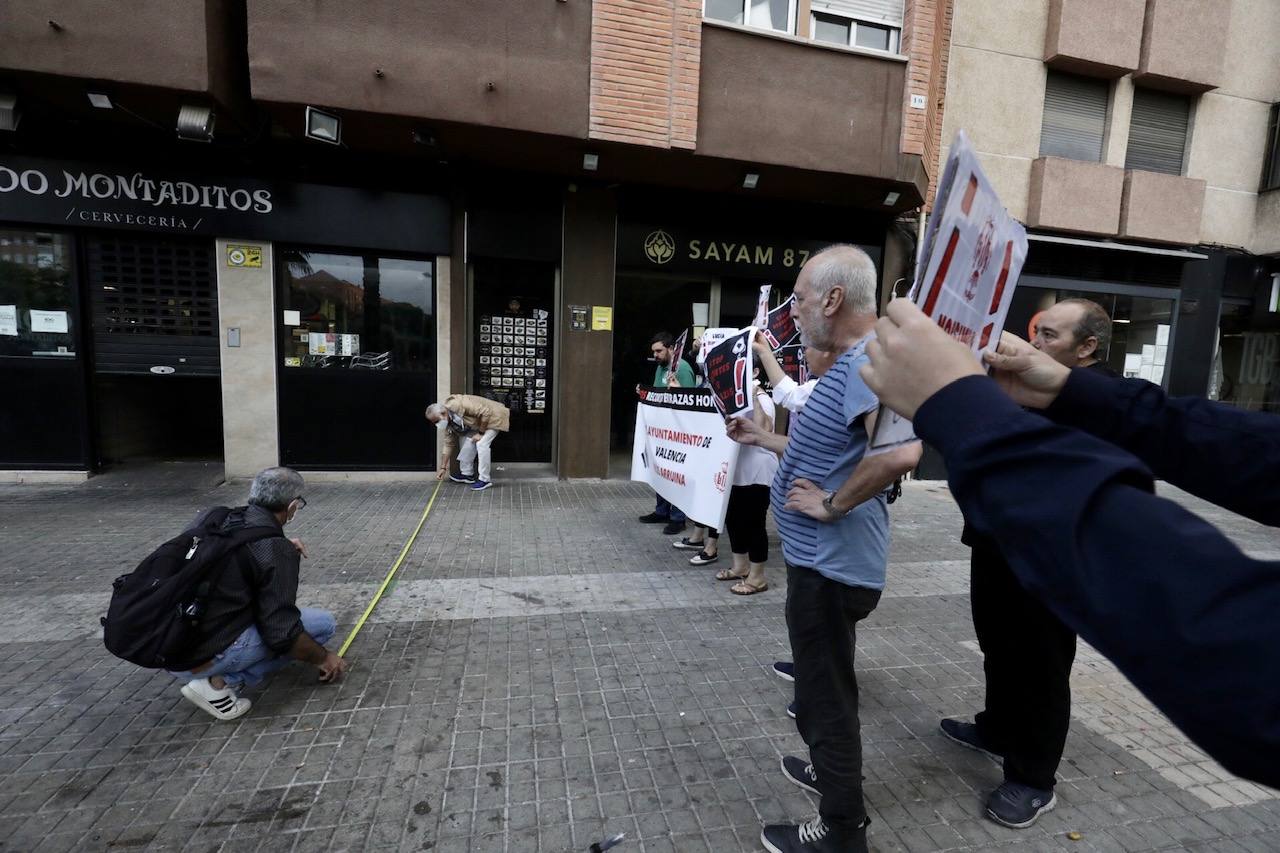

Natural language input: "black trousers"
[971,537,1077,791]
[725,484,770,562]
[787,564,881,834]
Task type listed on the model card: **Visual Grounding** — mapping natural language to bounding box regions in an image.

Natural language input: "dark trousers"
[725,484,770,562]
[654,494,686,524]
[787,564,881,834]
[971,537,1077,791]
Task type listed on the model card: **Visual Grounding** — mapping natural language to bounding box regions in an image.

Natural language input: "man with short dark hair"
[939,297,1116,828]
[166,467,345,721]
[637,331,697,536]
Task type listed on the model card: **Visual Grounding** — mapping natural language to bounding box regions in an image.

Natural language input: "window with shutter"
[808,0,903,52]
[1040,71,1110,163]
[1125,88,1191,175]
[1261,103,1280,192]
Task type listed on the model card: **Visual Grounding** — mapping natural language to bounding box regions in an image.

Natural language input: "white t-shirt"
[772,376,818,413]
[733,391,779,487]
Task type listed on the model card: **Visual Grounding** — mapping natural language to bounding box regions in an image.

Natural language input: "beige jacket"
[439,394,511,456]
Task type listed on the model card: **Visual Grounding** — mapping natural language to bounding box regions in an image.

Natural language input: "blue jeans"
[169,608,336,690]
[655,494,686,524]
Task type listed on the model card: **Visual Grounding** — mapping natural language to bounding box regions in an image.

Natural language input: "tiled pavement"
[0,463,1278,852]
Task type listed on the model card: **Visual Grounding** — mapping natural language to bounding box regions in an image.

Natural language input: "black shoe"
[448,473,476,484]
[786,701,797,720]
[780,755,819,794]
[638,512,668,524]
[672,537,705,550]
[662,521,686,535]
[985,781,1056,828]
[761,816,869,853]
[688,550,718,566]
[939,717,1004,762]
[772,661,795,682]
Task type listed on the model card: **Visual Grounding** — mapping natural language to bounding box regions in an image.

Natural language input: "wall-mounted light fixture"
[304,106,341,145]
[582,153,599,171]
[176,104,214,141]
[883,191,900,206]
[0,95,19,131]
[87,93,113,109]
[742,173,759,190]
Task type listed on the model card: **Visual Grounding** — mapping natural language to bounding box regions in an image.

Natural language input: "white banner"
[631,386,740,530]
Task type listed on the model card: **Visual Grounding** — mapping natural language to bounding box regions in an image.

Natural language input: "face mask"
[435,419,448,431]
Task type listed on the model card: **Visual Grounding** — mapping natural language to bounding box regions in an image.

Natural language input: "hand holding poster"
[670,328,688,371]
[762,295,800,350]
[869,130,1028,452]
[632,386,741,529]
[704,327,756,418]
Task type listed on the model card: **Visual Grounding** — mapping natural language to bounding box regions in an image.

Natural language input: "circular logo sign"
[228,248,247,266]
[643,230,676,265]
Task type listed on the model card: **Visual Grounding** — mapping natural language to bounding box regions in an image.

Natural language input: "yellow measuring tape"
[337,478,443,656]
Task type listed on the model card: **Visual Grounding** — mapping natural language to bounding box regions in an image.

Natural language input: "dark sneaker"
[786,701,797,720]
[985,781,1056,828]
[638,512,668,524]
[470,480,493,491]
[780,755,819,794]
[662,521,686,535]
[672,537,705,550]
[688,550,718,566]
[448,473,476,484]
[761,816,869,853]
[939,717,1004,762]
[772,661,795,682]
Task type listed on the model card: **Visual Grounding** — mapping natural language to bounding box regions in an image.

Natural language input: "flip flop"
[730,580,769,595]
[715,568,748,581]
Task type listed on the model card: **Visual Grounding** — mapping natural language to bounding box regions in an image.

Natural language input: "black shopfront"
[0,153,449,472]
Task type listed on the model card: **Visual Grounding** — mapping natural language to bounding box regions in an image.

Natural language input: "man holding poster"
[637,332,697,535]
[759,245,920,853]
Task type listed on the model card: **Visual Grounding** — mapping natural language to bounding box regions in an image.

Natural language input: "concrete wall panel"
[1045,0,1144,77]
[1027,156,1124,235]
[1120,169,1206,244]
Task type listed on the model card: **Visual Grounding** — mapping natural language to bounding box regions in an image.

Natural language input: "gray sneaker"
[985,781,1056,828]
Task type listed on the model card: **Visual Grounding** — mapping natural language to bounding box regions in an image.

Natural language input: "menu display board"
[475,307,550,415]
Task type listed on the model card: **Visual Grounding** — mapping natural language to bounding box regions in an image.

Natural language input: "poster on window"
[703,327,756,418]
[870,130,1028,453]
[631,386,741,530]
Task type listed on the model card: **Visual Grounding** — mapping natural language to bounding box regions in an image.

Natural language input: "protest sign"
[696,327,735,365]
[631,386,741,529]
[762,295,800,350]
[753,284,772,328]
[869,130,1028,452]
[670,328,688,373]
[704,327,756,418]
[777,345,809,383]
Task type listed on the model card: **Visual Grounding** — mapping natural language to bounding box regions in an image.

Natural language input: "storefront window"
[0,229,76,359]
[278,248,434,371]
[1212,301,1280,413]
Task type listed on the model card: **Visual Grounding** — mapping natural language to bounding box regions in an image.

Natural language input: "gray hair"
[248,467,305,511]
[1059,298,1112,353]
[805,244,878,314]
[425,402,448,420]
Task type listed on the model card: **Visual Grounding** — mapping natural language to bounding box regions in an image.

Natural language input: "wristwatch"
[822,491,852,520]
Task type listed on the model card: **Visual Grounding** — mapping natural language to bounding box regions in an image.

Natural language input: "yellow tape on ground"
[337,478,443,657]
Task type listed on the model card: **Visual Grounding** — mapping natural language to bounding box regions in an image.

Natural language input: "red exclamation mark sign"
[922,228,961,318]
[733,356,747,407]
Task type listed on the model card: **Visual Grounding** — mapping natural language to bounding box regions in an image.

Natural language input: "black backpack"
[102,507,279,670]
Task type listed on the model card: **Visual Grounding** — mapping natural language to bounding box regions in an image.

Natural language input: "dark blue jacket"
[914,368,1280,789]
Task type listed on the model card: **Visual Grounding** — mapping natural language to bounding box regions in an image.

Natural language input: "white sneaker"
[180,677,251,721]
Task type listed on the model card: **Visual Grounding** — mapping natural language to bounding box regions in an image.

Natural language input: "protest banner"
[704,327,756,418]
[762,295,800,350]
[753,284,772,327]
[631,386,741,529]
[777,345,809,383]
[869,130,1028,452]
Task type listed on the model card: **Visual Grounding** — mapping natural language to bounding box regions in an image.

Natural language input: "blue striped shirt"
[770,339,890,589]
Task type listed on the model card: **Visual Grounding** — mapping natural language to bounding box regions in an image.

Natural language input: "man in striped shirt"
[761,246,921,853]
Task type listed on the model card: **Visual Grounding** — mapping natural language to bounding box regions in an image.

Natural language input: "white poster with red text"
[631,387,741,530]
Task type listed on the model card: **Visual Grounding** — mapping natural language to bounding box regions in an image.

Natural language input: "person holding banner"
[637,332,697,535]
[858,297,1280,794]
[759,246,921,853]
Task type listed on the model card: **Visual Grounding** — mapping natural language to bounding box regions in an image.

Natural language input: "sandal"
[715,568,748,581]
[730,580,768,596]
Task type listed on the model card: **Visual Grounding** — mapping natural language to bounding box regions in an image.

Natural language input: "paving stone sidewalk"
[0,463,1278,852]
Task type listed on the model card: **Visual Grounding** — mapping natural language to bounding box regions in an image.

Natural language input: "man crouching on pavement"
[167,467,346,720]
[426,394,512,491]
